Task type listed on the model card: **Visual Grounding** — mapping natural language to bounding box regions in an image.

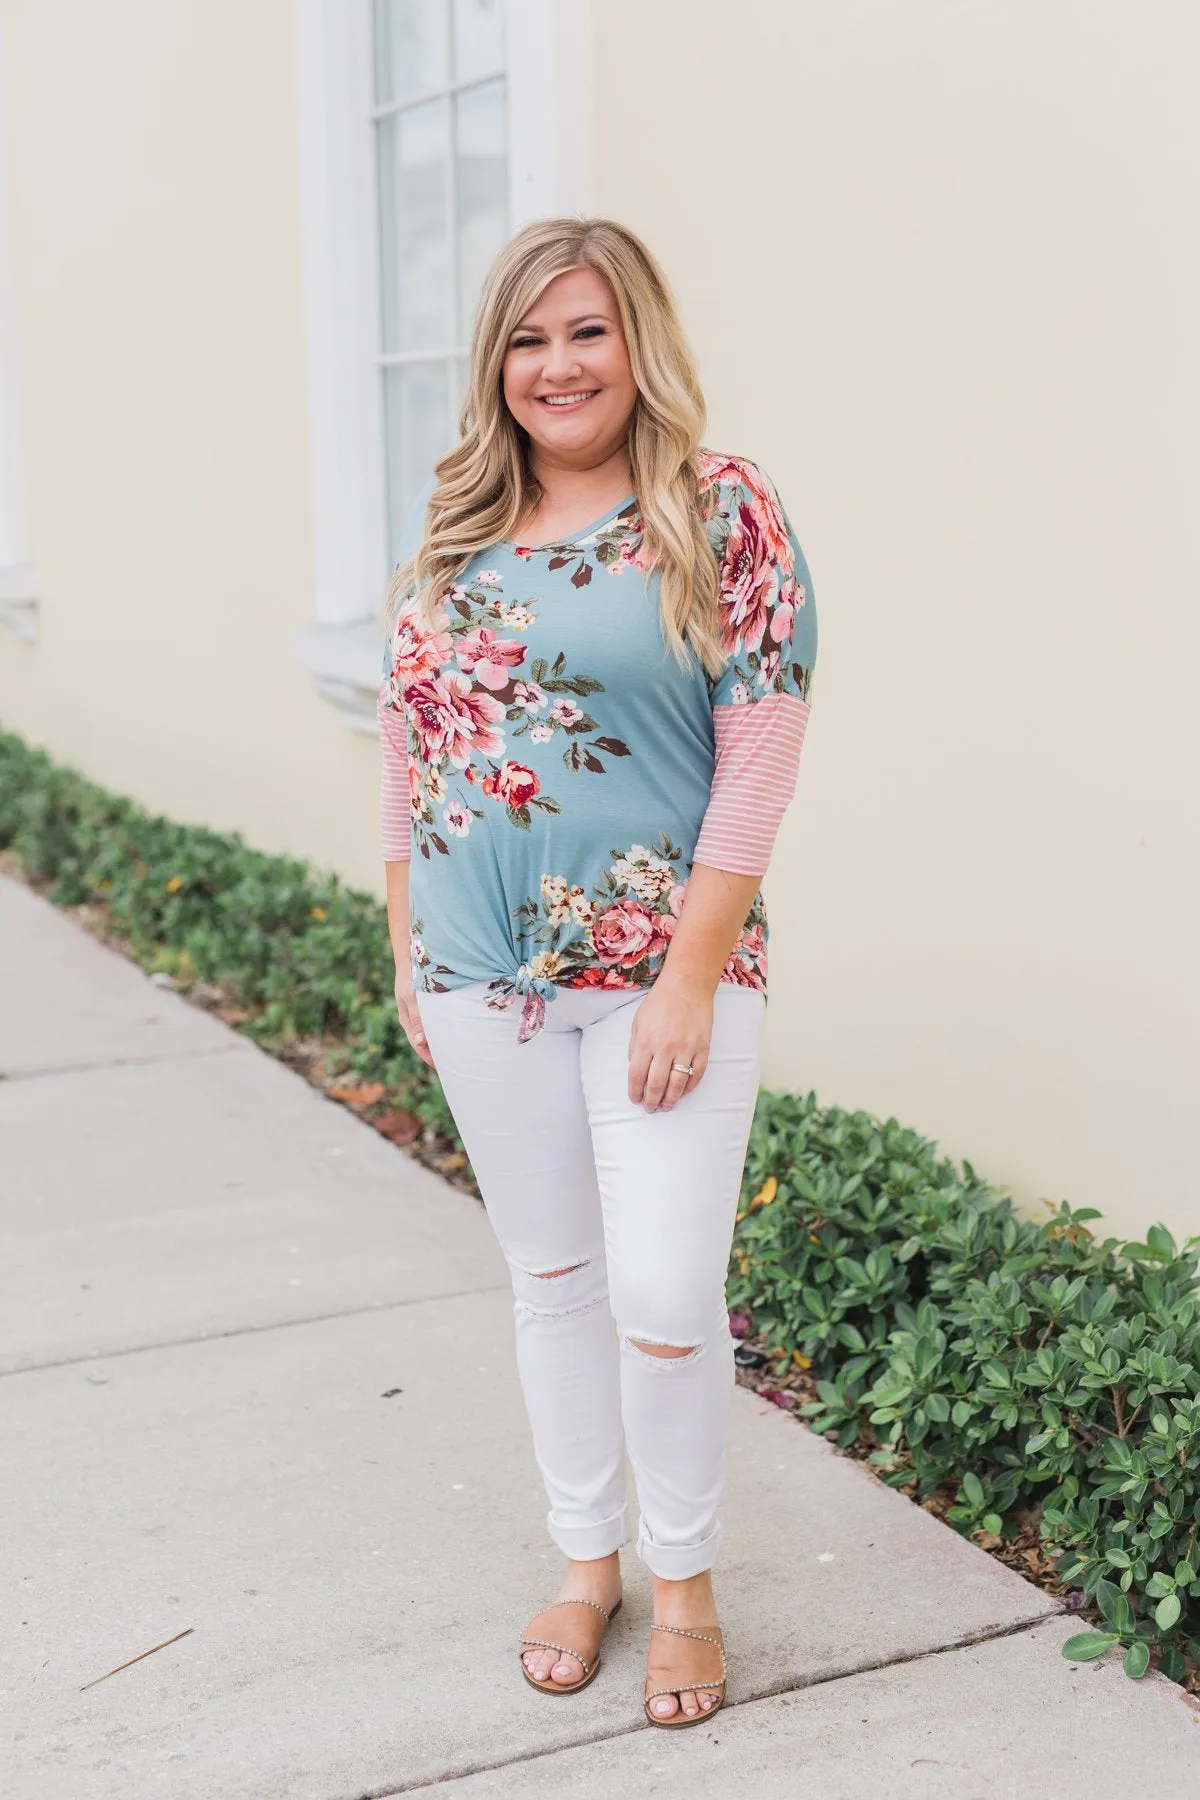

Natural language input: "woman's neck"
[518,445,634,542]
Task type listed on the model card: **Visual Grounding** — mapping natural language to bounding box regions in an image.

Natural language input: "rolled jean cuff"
[546,1503,630,1561]
[636,1516,724,1580]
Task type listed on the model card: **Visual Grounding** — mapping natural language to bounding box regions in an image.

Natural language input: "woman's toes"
[698,1689,719,1711]
[551,1653,583,1685]
[525,1647,554,1682]
[651,1692,680,1718]
[679,1688,700,1717]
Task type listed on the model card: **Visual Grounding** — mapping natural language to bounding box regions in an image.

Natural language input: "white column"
[0,7,37,641]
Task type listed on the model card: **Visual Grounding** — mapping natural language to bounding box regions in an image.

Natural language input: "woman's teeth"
[539,391,598,407]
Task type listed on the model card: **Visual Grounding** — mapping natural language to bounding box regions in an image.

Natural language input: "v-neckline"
[505,492,637,553]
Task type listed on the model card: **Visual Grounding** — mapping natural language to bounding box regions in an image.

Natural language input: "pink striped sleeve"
[692,691,811,877]
[377,681,413,862]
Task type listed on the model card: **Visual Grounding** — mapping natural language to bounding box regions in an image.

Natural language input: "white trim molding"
[507,0,591,227]
[0,562,37,642]
[292,0,388,631]
[290,0,592,728]
[0,10,38,643]
[291,617,383,734]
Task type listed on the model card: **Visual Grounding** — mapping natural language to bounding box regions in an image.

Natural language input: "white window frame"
[290,0,591,731]
[0,10,37,644]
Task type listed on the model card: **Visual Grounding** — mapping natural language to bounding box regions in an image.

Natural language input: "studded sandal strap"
[520,1598,615,1676]
[519,1635,596,1674]
[650,1622,723,1645]
[644,1621,726,1702]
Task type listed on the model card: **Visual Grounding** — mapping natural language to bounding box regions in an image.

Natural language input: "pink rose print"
[390,608,453,693]
[529,721,553,743]
[592,898,656,967]
[700,453,793,569]
[667,883,687,917]
[697,448,744,489]
[482,760,540,808]
[756,650,780,689]
[649,909,677,954]
[769,579,797,644]
[456,627,526,691]
[549,699,584,726]
[407,671,506,769]
[442,799,471,837]
[722,500,779,654]
[723,922,767,990]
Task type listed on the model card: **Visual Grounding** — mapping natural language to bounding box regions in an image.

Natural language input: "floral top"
[377,450,817,1041]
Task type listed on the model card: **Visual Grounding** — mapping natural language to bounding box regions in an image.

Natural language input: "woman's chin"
[525,417,620,461]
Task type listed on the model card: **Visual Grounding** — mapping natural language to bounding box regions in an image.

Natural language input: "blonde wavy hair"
[381,216,723,676]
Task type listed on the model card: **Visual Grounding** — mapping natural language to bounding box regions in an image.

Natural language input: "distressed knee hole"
[512,1255,604,1323]
[624,1335,703,1366]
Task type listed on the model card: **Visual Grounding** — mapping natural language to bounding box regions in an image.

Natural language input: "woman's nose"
[540,344,583,384]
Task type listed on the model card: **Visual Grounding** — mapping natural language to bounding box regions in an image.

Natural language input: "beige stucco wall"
[593,0,1200,1240]
[0,0,384,881]
[1,1,1196,1241]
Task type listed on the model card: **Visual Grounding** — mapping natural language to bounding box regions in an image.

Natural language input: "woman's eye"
[575,326,604,340]
[511,335,541,349]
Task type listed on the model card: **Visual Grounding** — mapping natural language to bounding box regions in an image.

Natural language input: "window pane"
[373,0,449,106]
[455,78,508,343]
[377,97,452,355]
[453,0,505,84]
[384,361,452,562]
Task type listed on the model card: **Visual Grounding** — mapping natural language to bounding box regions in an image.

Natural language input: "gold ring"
[672,1062,694,1076]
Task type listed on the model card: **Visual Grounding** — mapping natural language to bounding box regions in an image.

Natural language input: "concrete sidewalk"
[1,870,1196,1799]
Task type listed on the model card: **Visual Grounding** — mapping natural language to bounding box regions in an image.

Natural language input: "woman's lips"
[535,390,600,411]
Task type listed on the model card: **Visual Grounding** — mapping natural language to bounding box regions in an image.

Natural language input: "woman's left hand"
[628,976,713,1113]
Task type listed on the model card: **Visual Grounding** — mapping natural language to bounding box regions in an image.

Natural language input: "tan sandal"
[643,1620,727,1728]
[519,1595,623,1695]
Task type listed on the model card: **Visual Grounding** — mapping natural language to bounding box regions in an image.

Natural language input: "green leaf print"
[542,675,604,696]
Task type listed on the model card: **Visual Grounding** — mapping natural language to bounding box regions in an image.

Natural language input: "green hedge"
[2,726,1197,1687]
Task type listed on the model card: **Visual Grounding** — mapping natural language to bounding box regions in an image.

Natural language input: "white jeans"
[415,979,766,1580]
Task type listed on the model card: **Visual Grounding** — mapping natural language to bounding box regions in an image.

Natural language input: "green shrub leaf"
[1062,1633,1119,1662]
[1154,1593,1183,1632]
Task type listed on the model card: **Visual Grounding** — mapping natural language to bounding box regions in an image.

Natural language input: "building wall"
[0,1,1196,1240]
[0,0,383,880]
[592,0,1200,1241]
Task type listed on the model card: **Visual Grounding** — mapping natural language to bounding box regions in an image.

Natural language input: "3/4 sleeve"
[377,478,438,864]
[692,459,817,877]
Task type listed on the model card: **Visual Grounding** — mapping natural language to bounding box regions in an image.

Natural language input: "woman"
[376,217,816,1728]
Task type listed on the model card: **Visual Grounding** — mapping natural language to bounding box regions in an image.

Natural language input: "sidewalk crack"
[0,1284,513,1379]
[343,1610,1066,1796]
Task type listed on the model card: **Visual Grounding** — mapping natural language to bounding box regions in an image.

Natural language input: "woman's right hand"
[395,975,435,1068]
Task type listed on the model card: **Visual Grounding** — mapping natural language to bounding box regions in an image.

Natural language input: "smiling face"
[501,265,639,472]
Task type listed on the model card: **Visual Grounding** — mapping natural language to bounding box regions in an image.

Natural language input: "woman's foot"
[521,1551,623,1687]
[645,1570,723,1721]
